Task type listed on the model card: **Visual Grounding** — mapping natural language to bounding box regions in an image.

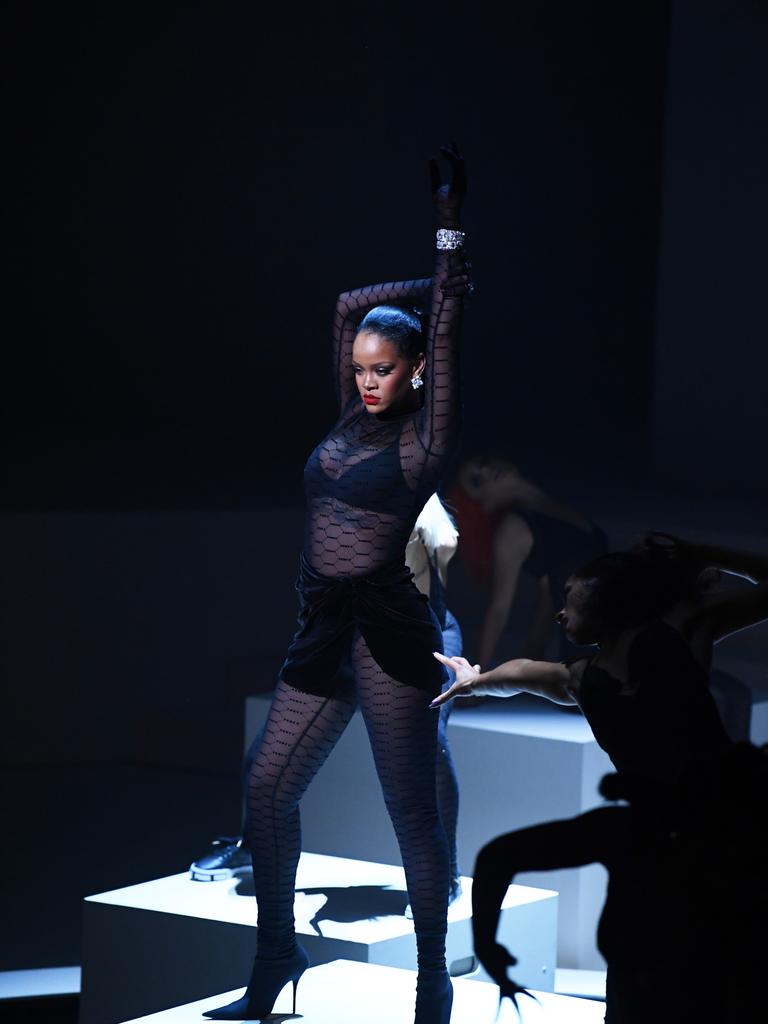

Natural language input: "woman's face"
[556,577,599,645]
[352,332,424,415]
[458,457,523,510]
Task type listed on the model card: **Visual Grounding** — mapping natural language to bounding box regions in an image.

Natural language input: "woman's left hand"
[429,142,466,228]
[429,653,481,708]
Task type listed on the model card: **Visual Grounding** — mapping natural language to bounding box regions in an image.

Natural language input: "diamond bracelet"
[436,228,466,251]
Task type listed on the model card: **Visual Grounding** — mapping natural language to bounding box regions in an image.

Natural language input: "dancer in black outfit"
[205,145,470,1024]
[470,748,767,1023]
[432,533,768,781]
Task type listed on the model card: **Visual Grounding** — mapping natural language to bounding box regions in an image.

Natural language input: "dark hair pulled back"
[357,305,424,360]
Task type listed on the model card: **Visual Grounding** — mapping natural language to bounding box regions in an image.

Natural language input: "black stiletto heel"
[202,944,309,1020]
[291,976,300,1014]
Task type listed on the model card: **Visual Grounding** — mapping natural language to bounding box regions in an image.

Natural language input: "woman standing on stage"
[205,145,470,1024]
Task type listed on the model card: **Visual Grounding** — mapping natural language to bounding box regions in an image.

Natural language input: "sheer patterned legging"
[244,630,449,971]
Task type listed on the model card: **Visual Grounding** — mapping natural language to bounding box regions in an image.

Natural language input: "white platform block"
[0,967,81,999]
[555,968,607,1001]
[246,693,613,969]
[81,852,557,1024]
[119,959,605,1024]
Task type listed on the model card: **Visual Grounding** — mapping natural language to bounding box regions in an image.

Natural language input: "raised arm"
[679,542,768,645]
[639,532,768,647]
[418,144,470,453]
[332,277,432,410]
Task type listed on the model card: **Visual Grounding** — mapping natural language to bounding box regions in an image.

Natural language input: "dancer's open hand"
[429,653,481,708]
[429,142,466,227]
[476,942,539,1016]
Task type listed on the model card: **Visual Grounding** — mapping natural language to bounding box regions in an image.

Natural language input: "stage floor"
[120,959,606,1024]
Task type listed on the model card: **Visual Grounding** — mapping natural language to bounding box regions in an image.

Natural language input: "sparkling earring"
[411,375,424,390]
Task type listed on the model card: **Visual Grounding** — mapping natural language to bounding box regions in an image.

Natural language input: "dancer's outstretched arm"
[430,652,579,708]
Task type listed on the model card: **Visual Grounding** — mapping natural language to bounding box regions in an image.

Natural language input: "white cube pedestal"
[81,852,557,1024]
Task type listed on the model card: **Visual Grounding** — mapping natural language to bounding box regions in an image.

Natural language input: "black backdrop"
[3,1,671,509]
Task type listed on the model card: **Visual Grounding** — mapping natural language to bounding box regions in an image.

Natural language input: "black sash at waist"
[279,554,446,696]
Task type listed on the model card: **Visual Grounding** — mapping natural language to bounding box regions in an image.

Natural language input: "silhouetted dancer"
[433,533,768,784]
[471,744,767,1023]
[203,145,470,1024]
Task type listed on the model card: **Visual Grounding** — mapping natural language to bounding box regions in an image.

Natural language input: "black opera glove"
[430,142,466,228]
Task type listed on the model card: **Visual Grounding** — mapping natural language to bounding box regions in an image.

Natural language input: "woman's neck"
[378,390,422,420]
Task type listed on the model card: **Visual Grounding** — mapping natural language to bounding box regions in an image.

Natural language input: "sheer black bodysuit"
[245,251,464,975]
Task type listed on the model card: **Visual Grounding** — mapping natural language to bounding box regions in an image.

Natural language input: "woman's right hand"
[429,142,466,228]
[429,653,481,708]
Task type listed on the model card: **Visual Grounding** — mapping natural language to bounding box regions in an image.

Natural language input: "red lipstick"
[363,394,380,405]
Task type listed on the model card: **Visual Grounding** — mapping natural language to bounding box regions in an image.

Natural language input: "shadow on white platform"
[81,853,557,1024]
[120,959,605,1024]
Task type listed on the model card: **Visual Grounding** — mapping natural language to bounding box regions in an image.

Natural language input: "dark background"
[2,0,767,975]
[4,0,674,508]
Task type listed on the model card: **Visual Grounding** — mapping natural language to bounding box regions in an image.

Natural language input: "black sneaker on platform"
[189,837,251,882]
